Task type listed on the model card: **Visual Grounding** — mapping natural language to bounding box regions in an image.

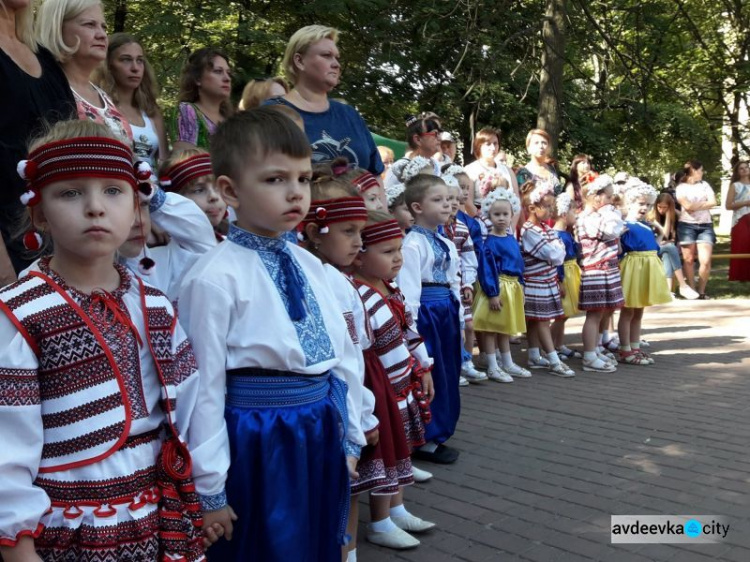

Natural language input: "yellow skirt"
[620,251,672,308]
[561,260,582,318]
[472,275,526,335]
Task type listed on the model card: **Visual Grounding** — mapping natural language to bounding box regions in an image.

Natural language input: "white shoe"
[487,367,514,383]
[548,362,575,378]
[391,513,437,533]
[528,356,551,369]
[411,465,433,482]
[458,375,469,387]
[474,352,489,370]
[503,363,532,378]
[461,361,487,382]
[680,285,700,300]
[366,525,420,549]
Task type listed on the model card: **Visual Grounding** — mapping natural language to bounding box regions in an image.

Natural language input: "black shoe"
[698,293,711,300]
[412,444,460,464]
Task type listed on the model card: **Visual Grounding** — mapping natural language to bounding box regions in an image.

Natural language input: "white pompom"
[319,226,330,234]
[19,190,35,206]
[17,160,28,179]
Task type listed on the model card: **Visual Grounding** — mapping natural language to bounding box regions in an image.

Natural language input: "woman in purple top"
[169,47,233,151]
[266,25,383,175]
[0,0,74,280]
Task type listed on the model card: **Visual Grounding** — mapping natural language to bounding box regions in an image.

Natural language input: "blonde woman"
[35,0,132,142]
[266,25,384,175]
[238,77,288,110]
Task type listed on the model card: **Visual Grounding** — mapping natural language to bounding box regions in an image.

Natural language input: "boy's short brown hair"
[404,174,445,216]
[210,107,311,180]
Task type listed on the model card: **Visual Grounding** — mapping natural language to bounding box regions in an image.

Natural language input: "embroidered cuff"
[149,187,167,213]
[199,490,227,512]
[344,439,362,459]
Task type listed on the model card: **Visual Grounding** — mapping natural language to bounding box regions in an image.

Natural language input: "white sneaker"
[528,356,551,369]
[411,465,433,482]
[366,525,420,549]
[503,363,532,378]
[487,367,514,383]
[680,285,699,300]
[474,352,489,370]
[548,362,575,378]
[461,361,488,382]
[391,513,437,533]
[458,375,469,387]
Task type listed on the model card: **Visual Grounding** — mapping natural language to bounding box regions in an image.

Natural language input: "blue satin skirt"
[208,371,350,562]
[417,286,462,444]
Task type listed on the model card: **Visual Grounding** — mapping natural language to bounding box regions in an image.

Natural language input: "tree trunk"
[537,0,566,155]
[113,0,128,33]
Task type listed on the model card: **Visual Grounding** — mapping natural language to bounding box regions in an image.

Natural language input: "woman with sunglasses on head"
[266,25,383,175]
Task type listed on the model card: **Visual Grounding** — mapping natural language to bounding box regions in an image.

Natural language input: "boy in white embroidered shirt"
[178,108,364,561]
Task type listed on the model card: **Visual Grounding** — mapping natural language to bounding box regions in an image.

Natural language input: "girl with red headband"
[0,120,204,561]
[352,211,436,553]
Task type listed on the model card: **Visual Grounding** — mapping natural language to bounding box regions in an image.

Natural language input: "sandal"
[602,337,620,352]
[582,356,617,373]
[597,349,617,363]
[528,356,551,369]
[618,349,650,365]
[548,362,575,378]
[557,346,582,359]
[635,350,655,364]
[504,363,532,378]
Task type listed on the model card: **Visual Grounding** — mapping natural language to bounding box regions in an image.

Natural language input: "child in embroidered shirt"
[575,173,626,373]
[551,193,583,359]
[519,181,575,377]
[617,182,672,365]
[298,170,379,562]
[472,189,530,382]
[0,120,203,562]
[396,174,462,464]
[441,174,486,384]
[178,108,365,562]
[159,149,229,237]
[348,211,437,552]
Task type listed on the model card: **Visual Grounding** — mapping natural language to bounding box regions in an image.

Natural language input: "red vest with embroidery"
[0,272,178,473]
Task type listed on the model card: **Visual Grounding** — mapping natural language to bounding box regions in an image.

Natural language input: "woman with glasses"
[384,113,443,187]
[266,25,384,175]
[169,47,233,151]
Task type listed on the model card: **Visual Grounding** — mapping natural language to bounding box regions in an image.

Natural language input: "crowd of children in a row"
[0,107,682,562]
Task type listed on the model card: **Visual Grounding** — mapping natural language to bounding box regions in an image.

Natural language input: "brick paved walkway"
[358,298,750,562]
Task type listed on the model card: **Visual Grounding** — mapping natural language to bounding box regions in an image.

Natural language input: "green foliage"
[103,0,748,182]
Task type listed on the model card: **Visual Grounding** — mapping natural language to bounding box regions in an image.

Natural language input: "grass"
[703,236,750,299]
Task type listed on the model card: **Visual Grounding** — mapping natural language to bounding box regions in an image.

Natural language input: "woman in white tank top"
[95,33,168,167]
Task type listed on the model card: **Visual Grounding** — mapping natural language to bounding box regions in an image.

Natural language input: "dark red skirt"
[350,349,413,496]
[729,214,750,282]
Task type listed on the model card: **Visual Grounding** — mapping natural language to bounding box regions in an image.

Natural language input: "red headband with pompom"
[300,196,368,235]
[159,153,213,193]
[361,219,403,248]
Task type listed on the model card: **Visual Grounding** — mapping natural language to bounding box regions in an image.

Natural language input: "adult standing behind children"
[0,0,74,279]
[675,160,716,299]
[94,33,168,168]
[169,47,233,151]
[35,0,132,142]
[266,25,384,175]
[516,129,562,196]
[726,160,750,282]
[464,127,519,209]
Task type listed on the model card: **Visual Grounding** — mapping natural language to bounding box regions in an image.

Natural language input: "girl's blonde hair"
[35,0,102,63]
[282,25,339,86]
[158,148,213,192]
[2,0,36,51]
[238,77,289,111]
[93,33,160,117]
[29,118,121,152]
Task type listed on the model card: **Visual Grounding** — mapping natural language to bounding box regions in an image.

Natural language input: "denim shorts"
[677,222,716,246]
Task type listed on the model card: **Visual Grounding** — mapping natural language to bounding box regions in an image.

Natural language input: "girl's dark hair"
[179,47,233,118]
[405,113,441,149]
[210,107,311,179]
[730,160,749,183]
[310,157,358,199]
[568,154,591,189]
[683,160,703,180]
